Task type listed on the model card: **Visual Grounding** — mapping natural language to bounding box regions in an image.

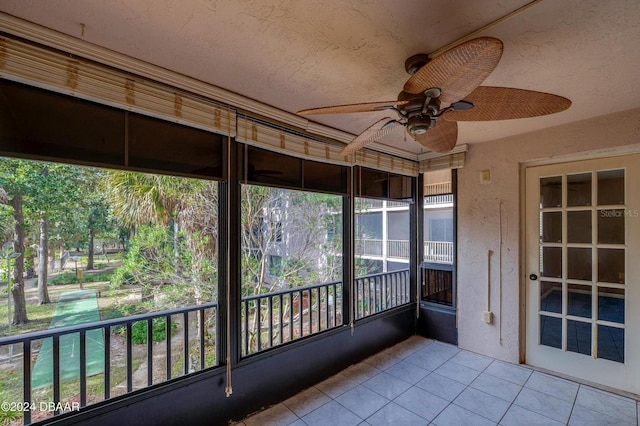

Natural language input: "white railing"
[387,240,410,258]
[386,201,409,208]
[355,199,383,211]
[354,239,383,256]
[424,241,454,264]
[424,194,453,206]
[355,239,454,263]
[424,182,451,196]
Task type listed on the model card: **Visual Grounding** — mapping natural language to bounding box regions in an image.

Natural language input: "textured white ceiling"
[1,0,639,156]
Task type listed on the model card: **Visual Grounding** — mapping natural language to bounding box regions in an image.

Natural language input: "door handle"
[529,273,538,281]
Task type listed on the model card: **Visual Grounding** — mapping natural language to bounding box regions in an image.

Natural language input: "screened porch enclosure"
[0,75,432,425]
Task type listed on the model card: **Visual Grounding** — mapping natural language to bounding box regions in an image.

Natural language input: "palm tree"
[106,171,219,363]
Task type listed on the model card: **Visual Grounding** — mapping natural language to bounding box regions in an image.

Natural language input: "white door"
[525,154,640,394]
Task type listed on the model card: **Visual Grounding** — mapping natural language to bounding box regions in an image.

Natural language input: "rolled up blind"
[0,35,235,137]
[237,116,420,176]
[236,115,349,166]
[419,144,467,172]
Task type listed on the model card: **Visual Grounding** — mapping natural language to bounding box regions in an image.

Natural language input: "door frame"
[519,148,640,391]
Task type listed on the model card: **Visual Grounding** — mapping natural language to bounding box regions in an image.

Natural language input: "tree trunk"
[87,228,95,270]
[37,217,51,305]
[10,193,28,325]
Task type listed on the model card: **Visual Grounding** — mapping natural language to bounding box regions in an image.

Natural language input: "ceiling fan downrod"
[404,53,430,75]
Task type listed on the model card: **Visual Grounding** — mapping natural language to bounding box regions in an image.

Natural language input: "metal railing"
[424,241,454,264]
[424,193,454,205]
[354,269,410,320]
[355,199,383,210]
[355,198,454,210]
[1,269,412,424]
[421,264,454,306]
[241,281,342,357]
[424,182,452,196]
[385,201,409,208]
[354,239,383,256]
[387,240,410,258]
[355,239,453,263]
[0,303,218,425]
[241,269,411,356]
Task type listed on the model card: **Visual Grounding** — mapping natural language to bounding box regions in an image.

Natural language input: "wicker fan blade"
[411,120,458,153]
[404,37,503,104]
[444,86,572,121]
[340,118,401,156]
[298,100,409,115]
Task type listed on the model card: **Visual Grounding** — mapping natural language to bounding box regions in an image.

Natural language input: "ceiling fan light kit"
[298,36,571,156]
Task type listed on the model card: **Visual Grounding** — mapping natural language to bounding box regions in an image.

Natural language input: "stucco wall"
[456,107,640,362]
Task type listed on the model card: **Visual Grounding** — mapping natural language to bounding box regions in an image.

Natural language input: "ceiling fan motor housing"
[407,115,436,135]
[397,91,441,135]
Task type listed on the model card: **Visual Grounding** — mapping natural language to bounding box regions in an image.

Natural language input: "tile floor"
[236,336,639,426]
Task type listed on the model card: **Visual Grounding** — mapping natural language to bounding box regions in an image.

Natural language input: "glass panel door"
[526,154,640,395]
[538,170,625,361]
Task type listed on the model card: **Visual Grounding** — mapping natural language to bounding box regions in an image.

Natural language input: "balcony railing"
[424,193,453,206]
[354,269,410,320]
[424,241,454,264]
[354,238,383,256]
[355,196,452,211]
[355,199,383,211]
[0,303,218,425]
[385,201,409,208]
[387,240,410,258]
[241,281,342,357]
[421,263,453,306]
[424,182,452,196]
[0,268,413,425]
[355,239,453,264]
[241,269,411,356]
[355,200,410,211]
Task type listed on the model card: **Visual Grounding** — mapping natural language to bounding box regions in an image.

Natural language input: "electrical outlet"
[482,311,493,324]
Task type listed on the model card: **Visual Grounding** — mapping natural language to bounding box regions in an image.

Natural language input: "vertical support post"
[413,173,424,315]
[199,308,205,369]
[343,168,353,329]
[80,330,87,407]
[23,340,31,425]
[126,323,133,393]
[104,326,111,400]
[452,169,458,311]
[165,316,172,380]
[52,335,60,415]
[183,311,189,376]
[147,318,153,386]
[382,200,388,272]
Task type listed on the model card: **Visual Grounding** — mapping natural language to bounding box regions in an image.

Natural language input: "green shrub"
[49,270,114,285]
[116,317,177,344]
[105,304,176,344]
[103,304,141,320]
[48,272,78,285]
[0,408,21,425]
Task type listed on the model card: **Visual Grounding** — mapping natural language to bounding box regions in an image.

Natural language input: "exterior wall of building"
[456,107,640,362]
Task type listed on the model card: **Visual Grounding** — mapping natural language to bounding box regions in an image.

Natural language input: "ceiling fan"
[297,37,571,156]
